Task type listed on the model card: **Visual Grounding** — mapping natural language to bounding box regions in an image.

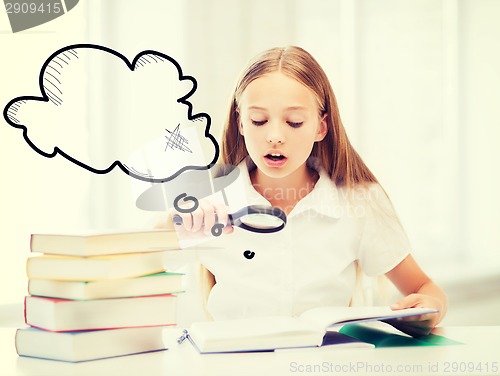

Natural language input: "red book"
[25,294,176,332]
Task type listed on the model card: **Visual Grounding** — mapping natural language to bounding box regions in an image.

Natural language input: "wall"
[1,1,499,318]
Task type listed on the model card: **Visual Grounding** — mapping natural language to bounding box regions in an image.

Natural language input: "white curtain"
[95,0,500,277]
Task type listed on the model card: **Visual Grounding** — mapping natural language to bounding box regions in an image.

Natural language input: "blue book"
[16,326,168,362]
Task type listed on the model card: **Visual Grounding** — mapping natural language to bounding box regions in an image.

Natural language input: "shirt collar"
[236,157,342,219]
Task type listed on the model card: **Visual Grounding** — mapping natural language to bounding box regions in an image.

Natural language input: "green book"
[29,272,184,300]
[339,324,463,348]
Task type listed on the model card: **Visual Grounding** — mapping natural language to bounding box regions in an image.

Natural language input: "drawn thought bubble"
[3,44,219,183]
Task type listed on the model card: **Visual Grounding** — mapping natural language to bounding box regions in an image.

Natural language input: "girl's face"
[238,71,327,180]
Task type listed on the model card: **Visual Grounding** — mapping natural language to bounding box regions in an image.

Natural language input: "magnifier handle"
[172,214,183,226]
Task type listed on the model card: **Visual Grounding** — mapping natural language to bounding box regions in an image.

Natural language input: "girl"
[169,46,447,336]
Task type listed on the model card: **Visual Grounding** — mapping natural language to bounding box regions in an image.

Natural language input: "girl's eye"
[251,119,267,126]
[287,121,303,128]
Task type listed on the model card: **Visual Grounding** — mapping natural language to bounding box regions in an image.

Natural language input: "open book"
[182,306,438,353]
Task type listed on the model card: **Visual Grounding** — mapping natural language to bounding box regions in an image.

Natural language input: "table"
[1,325,499,376]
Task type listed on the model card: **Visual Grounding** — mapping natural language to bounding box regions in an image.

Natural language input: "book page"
[299,306,438,330]
[189,316,324,352]
[191,316,317,342]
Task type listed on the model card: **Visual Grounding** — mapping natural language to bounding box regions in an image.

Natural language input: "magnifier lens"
[240,213,285,229]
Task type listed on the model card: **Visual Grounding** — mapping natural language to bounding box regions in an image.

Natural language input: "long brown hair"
[201,47,380,309]
[221,46,377,187]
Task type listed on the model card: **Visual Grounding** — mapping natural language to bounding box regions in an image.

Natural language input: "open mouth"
[264,153,287,167]
[265,153,286,161]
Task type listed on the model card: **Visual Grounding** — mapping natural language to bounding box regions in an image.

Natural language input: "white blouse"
[194,158,411,321]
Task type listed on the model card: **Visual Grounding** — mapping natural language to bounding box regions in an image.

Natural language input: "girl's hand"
[385,255,448,337]
[388,293,442,337]
[171,199,234,238]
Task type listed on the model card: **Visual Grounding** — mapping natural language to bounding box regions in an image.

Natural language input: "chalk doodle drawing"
[165,124,192,153]
[2,44,283,249]
[3,44,219,183]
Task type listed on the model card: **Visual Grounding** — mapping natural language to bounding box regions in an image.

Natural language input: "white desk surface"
[1,325,499,376]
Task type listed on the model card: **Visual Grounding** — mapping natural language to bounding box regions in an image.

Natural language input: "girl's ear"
[315,114,328,142]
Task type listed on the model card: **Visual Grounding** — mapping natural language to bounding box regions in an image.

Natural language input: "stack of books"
[15,229,183,362]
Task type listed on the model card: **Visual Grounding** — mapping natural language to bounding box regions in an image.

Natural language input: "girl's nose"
[266,122,285,144]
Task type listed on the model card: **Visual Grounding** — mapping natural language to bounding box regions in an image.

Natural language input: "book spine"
[14,328,21,356]
[23,296,27,325]
[29,234,34,253]
[27,323,175,333]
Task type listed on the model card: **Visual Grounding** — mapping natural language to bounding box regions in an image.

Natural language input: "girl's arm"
[385,254,448,335]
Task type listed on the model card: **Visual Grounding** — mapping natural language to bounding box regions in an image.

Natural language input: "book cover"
[28,272,184,300]
[16,326,168,362]
[26,250,174,281]
[24,294,177,332]
[30,229,179,257]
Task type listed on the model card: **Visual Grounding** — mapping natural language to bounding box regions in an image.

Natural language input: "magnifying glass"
[172,205,287,235]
